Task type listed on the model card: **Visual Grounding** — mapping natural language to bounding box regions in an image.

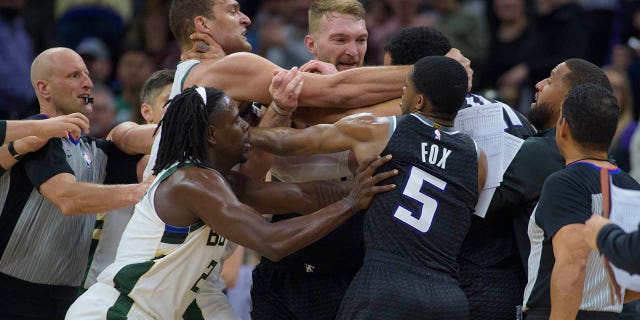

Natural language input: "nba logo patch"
[434,129,441,140]
[82,152,92,168]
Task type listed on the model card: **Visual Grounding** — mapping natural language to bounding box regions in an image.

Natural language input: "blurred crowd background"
[2,0,640,144]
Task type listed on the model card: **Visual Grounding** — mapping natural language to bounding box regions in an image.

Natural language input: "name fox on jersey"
[421,142,451,169]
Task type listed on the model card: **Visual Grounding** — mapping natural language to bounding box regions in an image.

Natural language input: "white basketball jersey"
[67,163,238,320]
[143,60,201,180]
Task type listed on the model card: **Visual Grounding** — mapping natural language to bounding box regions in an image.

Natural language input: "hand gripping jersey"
[66,163,238,320]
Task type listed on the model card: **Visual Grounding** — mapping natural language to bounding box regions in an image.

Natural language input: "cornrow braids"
[153,86,225,175]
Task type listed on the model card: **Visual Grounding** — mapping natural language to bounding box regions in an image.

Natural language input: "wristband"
[8,141,23,160]
[271,103,292,117]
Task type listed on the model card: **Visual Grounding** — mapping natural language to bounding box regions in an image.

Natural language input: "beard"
[527,102,555,131]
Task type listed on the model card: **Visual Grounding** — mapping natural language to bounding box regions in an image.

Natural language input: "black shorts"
[336,250,469,320]
[0,272,79,320]
[459,256,526,320]
[250,260,357,320]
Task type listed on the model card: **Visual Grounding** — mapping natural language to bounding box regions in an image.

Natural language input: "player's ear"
[140,103,153,124]
[36,80,51,100]
[207,124,217,146]
[412,93,425,113]
[304,35,317,56]
[194,16,211,34]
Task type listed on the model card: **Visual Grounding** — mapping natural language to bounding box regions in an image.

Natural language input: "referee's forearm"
[549,262,584,320]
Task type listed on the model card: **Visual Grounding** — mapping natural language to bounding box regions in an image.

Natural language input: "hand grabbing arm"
[300,60,339,75]
[238,67,304,180]
[4,113,90,143]
[184,155,396,261]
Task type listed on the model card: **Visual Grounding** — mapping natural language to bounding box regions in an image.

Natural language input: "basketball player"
[250,56,486,319]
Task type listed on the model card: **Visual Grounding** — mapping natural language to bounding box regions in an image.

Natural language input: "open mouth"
[337,63,358,70]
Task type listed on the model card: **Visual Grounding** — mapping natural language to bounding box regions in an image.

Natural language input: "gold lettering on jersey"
[207,230,226,246]
[190,259,218,293]
[420,142,451,169]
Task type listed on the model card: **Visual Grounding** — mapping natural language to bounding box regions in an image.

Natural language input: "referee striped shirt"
[523,163,640,314]
[0,129,140,287]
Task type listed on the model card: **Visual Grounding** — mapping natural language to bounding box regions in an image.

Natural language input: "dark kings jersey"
[364,113,479,277]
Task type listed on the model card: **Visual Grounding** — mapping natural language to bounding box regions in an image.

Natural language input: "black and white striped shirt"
[0,127,140,287]
[523,162,640,315]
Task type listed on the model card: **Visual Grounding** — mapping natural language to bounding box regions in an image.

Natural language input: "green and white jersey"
[143,59,200,180]
[67,163,238,320]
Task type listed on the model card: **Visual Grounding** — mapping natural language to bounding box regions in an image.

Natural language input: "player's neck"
[39,103,59,118]
[417,111,454,128]
[208,155,234,177]
[564,149,612,168]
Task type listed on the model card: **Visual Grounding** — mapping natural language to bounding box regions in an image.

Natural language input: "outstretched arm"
[186,52,407,109]
[108,122,157,155]
[2,113,90,144]
[227,170,351,215]
[294,98,401,125]
[185,155,396,262]
[239,67,303,180]
[0,113,91,173]
[39,173,152,215]
[249,113,385,158]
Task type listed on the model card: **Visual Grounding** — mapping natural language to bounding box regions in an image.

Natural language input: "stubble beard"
[527,102,555,131]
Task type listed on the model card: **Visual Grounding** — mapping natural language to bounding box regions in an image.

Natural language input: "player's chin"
[81,105,93,115]
[242,41,252,52]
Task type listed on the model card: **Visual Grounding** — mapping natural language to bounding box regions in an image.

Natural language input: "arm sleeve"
[0,120,6,145]
[24,138,74,190]
[536,173,591,239]
[597,222,640,275]
[95,138,144,184]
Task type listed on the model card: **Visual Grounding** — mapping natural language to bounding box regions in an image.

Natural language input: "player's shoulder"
[339,112,386,124]
[168,165,226,194]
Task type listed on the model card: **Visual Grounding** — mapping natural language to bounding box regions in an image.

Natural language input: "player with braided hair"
[66,84,397,319]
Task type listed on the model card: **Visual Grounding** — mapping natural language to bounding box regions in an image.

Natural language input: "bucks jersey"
[364,113,479,276]
[143,59,200,180]
[66,163,238,320]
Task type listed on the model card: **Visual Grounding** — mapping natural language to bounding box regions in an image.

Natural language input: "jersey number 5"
[393,166,446,232]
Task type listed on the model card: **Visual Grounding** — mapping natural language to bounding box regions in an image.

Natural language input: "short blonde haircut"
[308,0,365,36]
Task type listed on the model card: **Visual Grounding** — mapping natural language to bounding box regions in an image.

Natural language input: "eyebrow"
[330,32,368,38]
